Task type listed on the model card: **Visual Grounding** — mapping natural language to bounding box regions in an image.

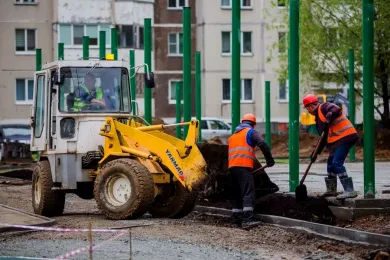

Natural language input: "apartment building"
[52,0,155,116]
[153,0,197,119]
[196,0,289,126]
[0,0,53,120]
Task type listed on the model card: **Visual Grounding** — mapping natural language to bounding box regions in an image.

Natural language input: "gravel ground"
[0,183,385,260]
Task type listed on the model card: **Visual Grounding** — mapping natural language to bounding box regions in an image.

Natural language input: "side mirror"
[54,72,65,85]
[144,72,155,89]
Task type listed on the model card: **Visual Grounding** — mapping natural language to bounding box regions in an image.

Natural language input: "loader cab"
[30,60,154,156]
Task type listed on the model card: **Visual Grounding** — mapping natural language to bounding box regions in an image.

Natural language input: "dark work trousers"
[230,166,255,213]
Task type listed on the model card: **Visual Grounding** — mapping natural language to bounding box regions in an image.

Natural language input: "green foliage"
[265,0,390,125]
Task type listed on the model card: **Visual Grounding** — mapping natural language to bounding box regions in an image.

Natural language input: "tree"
[266,0,390,128]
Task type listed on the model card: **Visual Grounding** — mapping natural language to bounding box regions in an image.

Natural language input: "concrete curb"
[194,205,390,246]
[0,204,56,233]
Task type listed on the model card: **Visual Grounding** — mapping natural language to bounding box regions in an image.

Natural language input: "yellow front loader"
[94,117,208,219]
[29,56,209,220]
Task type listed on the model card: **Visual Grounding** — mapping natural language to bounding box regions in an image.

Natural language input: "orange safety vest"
[228,128,256,168]
[318,104,357,143]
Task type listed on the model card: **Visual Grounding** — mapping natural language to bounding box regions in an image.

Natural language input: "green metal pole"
[183,7,192,138]
[265,81,271,149]
[58,43,64,60]
[288,0,300,192]
[195,51,202,142]
[82,36,89,60]
[362,0,375,198]
[348,49,356,162]
[130,50,137,115]
[176,82,182,139]
[36,48,41,71]
[231,0,241,134]
[111,27,118,60]
[144,18,152,124]
[99,31,106,60]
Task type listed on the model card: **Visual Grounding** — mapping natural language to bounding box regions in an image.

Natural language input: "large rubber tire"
[94,158,155,220]
[148,182,197,219]
[32,160,65,217]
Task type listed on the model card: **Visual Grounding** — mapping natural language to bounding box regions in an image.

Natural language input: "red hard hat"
[303,94,318,106]
[242,113,256,123]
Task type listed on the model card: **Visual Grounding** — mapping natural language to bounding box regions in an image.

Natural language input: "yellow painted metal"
[99,118,208,191]
[105,53,114,60]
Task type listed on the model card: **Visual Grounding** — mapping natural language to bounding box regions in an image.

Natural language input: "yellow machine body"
[98,118,208,193]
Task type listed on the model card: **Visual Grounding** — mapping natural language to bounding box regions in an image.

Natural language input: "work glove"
[266,158,275,168]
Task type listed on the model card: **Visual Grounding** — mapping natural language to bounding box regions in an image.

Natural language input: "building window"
[221,0,252,8]
[279,79,288,101]
[168,0,187,9]
[15,29,36,53]
[221,31,253,55]
[278,32,287,53]
[169,79,183,104]
[168,32,183,56]
[116,25,144,49]
[15,0,37,4]
[16,79,34,104]
[58,24,111,47]
[278,0,285,7]
[222,79,253,102]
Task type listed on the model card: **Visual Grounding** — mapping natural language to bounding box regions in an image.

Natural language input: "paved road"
[267,162,390,198]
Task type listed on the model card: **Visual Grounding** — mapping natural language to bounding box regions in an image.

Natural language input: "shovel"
[295,132,326,201]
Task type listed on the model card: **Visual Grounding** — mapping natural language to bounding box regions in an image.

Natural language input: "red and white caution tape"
[55,230,127,260]
[0,223,122,233]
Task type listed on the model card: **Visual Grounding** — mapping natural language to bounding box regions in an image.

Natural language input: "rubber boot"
[231,211,243,228]
[317,177,338,198]
[241,211,262,229]
[336,177,358,200]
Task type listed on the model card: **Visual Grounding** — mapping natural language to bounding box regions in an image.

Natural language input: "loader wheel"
[32,160,65,217]
[94,158,154,220]
[148,182,197,219]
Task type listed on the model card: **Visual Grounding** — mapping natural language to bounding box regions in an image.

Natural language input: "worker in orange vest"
[228,113,275,229]
[303,94,358,200]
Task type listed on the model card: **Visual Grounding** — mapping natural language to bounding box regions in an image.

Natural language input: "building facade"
[52,0,155,116]
[0,0,53,121]
[196,0,289,126]
[153,0,197,120]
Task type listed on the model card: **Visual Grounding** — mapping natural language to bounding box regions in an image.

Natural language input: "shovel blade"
[295,184,308,201]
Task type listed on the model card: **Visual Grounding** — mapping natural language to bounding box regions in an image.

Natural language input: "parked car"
[197,117,232,144]
[0,119,31,162]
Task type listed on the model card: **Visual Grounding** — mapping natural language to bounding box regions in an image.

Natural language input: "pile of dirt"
[336,214,390,235]
[196,142,279,202]
[198,193,335,225]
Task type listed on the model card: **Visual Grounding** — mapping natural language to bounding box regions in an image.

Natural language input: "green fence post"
[111,27,118,60]
[362,0,375,198]
[289,0,300,192]
[196,51,202,142]
[183,7,192,138]
[265,81,271,149]
[176,82,182,139]
[348,49,356,162]
[99,31,106,60]
[144,18,152,124]
[130,50,137,115]
[82,36,89,60]
[231,0,241,133]
[36,48,42,71]
[58,43,64,60]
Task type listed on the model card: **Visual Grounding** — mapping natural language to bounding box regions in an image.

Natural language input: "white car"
[197,117,232,144]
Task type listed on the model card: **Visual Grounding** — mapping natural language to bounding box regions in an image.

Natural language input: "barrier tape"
[0,223,123,233]
[55,230,127,260]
